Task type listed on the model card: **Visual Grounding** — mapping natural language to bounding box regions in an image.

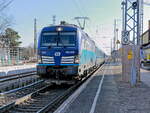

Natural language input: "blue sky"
[4,0,150,54]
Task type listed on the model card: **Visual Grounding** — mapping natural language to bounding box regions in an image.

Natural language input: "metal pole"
[111,39,112,57]
[34,18,37,56]
[114,19,117,51]
[116,29,119,51]
[121,0,142,86]
[52,15,56,25]
[122,1,125,36]
[141,0,144,45]
[116,28,119,62]
[113,19,117,62]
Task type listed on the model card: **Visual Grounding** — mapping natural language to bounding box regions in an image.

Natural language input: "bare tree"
[0,0,13,34]
[0,15,12,34]
[0,0,13,12]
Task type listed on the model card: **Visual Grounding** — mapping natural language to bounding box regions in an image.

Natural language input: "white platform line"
[54,65,105,113]
[89,61,110,113]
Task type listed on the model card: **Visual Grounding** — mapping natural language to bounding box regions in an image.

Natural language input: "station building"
[0,47,23,66]
[0,37,23,66]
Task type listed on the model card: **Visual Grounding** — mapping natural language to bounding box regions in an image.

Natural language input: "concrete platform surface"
[54,62,150,113]
[141,69,150,87]
[0,64,36,76]
[0,63,35,72]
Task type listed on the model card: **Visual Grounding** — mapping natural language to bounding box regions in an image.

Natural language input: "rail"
[0,71,37,83]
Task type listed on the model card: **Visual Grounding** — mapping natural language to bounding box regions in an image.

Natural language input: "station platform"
[0,63,35,72]
[54,62,150,113]
[0,64,36,76]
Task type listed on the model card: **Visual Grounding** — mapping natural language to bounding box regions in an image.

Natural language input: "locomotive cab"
[37,25,80,79]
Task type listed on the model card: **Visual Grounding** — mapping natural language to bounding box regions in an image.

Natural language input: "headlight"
[56,27,63,31]
[37,55,42,63]
[74,55,79,63]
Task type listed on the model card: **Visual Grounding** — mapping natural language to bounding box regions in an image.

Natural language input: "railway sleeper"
[19,105,44,109]
[19,106,42,109]
[30,100,51,103]
[12,107,38,112]
[22,100,48,104]
[19,104,43,108]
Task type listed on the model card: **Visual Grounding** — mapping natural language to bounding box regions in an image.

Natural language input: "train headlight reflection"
[57,27,63,31]
[37,55,42,63]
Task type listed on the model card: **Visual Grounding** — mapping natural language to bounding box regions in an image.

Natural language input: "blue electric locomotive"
[37,22,105,80]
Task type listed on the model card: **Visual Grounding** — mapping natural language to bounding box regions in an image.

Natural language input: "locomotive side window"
[58,32,76,46]
[41,32,57,47]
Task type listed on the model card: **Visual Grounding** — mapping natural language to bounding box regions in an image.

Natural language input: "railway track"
[0,71,36,83]
[0,65,101,113]
[0,79,46,107]
[0,71,47,107]
[0,71,41,93]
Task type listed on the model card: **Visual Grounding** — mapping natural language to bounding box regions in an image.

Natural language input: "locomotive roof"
[42,24,81,32]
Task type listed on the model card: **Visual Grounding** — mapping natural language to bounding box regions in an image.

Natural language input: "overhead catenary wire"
[72,0,93,33]
[79,0,96,34]
[72,0,86,17]
[75,0,89,17]
[72,0,108,53]
[76,0,97,35]
[72,0,98,34]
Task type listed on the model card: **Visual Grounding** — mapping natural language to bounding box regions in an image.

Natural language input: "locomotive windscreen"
[58,32,76,46]
[41,32,57,46]
[41,32,76,47]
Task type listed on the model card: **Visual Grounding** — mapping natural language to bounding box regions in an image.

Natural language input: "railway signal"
[122,31,130,45]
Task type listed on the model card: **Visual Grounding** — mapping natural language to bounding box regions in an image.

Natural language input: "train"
[140,47,150,67]
[36,22,105,81]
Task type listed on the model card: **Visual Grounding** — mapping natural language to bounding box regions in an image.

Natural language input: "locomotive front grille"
[41,56,75,64]
[42,56,54,64]
[61,56,74,64]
